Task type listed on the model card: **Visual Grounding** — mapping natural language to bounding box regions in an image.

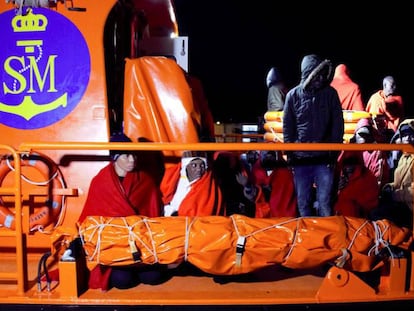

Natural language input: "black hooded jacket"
[283,54,344,164]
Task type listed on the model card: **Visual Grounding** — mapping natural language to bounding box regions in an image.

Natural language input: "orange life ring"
[342,110,371,123]
[263,131,284,142]
[343,133,354,143]
[264,121,283,133]
[266,110,371,124]
[344,122,357,134]
[264,111,283,122]
[0,152,65,231]
[265,132,355,144]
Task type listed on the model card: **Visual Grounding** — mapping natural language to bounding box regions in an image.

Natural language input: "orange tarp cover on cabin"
[123,57,200,151]
[78,214,413,275]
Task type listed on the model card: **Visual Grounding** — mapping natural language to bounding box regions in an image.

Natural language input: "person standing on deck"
[266,67,288,112]
[283,54,344,217]
[365,75,404,139]
[330,63,365,111]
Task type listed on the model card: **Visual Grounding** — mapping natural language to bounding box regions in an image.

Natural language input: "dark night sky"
[173,1,412,123]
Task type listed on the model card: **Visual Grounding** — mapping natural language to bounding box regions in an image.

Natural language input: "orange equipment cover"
[78,215,413,275]
[123,56,200,155]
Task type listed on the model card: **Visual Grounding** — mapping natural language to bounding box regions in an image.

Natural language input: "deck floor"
[1,253,414,310]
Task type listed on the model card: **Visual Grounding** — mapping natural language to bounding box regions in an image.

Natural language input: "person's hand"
[380,184,393,201]
[382,184,393,194]
[337,175,348,190]
[235,172,248,187]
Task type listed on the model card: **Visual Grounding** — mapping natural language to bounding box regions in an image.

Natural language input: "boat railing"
[214,133,264,142]
[1,141,414,295]
[0,145,25,295]
[18,141,414,153]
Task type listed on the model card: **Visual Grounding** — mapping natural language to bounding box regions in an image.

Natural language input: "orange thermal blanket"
[78,215,412,275]
[123,57,200,158]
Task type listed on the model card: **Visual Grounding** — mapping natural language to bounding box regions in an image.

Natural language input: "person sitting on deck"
[248,150,298,217]
[161,151,225,216]
[78,132,166,290]
[334,151,379,218]
[370,119,414,229]
[330,63,365,111]
[211,150,271,218]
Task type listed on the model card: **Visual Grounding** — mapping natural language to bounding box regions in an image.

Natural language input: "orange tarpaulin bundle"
[78,215,412,275]
[123,56,200,157]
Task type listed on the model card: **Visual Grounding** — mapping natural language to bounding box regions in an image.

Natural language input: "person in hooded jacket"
[283,54,344,217]
[266,67,288,112]
[330,63,365,111]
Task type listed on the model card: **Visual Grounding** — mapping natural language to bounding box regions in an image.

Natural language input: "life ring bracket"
[0,151,76,232]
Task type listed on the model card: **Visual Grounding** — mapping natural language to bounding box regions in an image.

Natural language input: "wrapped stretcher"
[78,214,413,275]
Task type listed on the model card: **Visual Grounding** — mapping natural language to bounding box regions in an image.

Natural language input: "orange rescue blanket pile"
[78,215,412,275]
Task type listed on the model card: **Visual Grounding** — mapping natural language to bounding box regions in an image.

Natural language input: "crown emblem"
[12,8,48,32]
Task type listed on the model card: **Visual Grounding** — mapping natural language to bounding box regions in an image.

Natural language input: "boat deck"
[1,143,414,310]
[1,252,414,310]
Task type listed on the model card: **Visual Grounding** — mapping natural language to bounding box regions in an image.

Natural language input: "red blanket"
[78,163,162,223]
[77,162,162,290]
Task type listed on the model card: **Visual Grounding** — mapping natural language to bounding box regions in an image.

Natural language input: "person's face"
[186,158,206,182]
[354,133,366,144]
[115,153,137,175]
[383,79,396,97]
[355,128,374,144]
[310,74,324,91]
[342,164,356,178]
[262,151,277,169]
[373,115,387,132]
[246,151,258,164]
[400,132,414,144]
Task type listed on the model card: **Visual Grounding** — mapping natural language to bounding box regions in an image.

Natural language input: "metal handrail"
[14,140,414,293]
[18,141,414,153]
[0,145,25,295]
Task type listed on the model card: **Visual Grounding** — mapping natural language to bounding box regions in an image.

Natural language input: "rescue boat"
[0,1,413,310]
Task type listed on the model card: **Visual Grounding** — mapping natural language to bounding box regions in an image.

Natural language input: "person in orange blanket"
[249,150,298,217]
[161,151,225,216]
[334,151,379,218]
[366,75,404,136]
[78,132,165,291]
[330,63,365,111]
